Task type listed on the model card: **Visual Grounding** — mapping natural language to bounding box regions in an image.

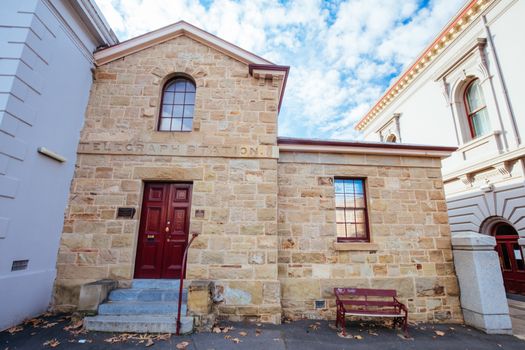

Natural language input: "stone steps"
[98,301,187,315]
[84,315,194,334]
[84,279,193,334]
[108,288,187,302]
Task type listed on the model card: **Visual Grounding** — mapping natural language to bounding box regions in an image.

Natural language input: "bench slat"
[338,300,399,308]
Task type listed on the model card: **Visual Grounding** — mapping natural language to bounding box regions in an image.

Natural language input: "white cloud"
[95,0,465,140]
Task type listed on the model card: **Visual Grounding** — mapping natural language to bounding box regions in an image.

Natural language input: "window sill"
[333,242,379,251]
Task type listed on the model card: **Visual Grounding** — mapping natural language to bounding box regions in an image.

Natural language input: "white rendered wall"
[0,0,99,330]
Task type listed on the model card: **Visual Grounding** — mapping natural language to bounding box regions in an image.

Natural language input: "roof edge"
[94,20,274,66]
[278,137,457,158]
[72,0,118,46]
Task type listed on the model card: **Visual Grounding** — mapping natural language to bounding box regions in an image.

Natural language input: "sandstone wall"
[277,151,463,323]
[54,35,281,322]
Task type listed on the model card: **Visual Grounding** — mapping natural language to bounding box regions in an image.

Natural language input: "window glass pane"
[346,224,357,238]
[174,92,185,104]
[172,105,184,118]
[161,105,172,118]
[345,208,356,223]
[163,91,175,104]
[356,224,367,238]
[159,118,171,131]
[471,108,490,137]
[336,224,346,238]
[185,92,196,105]
[353,180,364,194]
[185,82,196,93]
[170,118,182,131]
[335,194,345,207]
[353,209,366,223]
[336,209,345,222]
[344,180,355,194]
[183,105,194,118]
[466,81,485,112]
[514,244,524,271]
[174,80,186,91]
[181,118,193,131]
[334,180,344,193]
[165,82,176,92]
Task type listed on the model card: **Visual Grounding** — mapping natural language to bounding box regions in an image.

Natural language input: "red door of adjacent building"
[134,183,192,279]
[493,223,525,295]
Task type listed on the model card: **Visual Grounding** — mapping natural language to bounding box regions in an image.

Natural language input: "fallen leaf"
[232,337,241,344]
[397,334,414,341]
[435,330,445,336]
[7,326,23,334]
[328,323,338,330]
[238,331,247,337]
[176,341,190,349]
[354,335,363,340]
[224,335,232,340]
[255,329,262,336]
[308,323,319,331]
[145,339,154,347]
[337,331,353,339]
[368,331,379,336]
[64,320,83,331]
[212,326,222,333]
[43,338,60,348]
[41,322,58,329]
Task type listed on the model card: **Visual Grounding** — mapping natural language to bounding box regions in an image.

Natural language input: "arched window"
[464,79,490,139]
[158,77,195,131]
[385,134,397,143]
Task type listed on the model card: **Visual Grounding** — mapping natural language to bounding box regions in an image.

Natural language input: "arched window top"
[385,134,397,143]
[464,79,490,139]
[158,77,195,132]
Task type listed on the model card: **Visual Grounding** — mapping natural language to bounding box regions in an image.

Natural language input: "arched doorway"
[491,222,525,295]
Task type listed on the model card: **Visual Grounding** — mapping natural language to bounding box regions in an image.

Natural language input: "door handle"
[165,227,170,232]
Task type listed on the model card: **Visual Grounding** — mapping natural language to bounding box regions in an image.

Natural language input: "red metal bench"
[334,287,409,336]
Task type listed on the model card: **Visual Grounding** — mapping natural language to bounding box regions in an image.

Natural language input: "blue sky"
[95,0,465,140]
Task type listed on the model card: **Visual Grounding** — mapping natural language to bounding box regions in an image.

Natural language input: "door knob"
[165,227,170,232]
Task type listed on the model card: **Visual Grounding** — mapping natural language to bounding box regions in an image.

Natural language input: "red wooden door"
[494,223,525,295]
[134,183,192,279]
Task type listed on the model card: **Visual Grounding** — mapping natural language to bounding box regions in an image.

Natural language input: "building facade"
[357,0,524,334]
[52,21,462,329]
[0,0,116,330]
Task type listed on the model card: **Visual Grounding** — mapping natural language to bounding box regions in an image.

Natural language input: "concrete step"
[84,315,194,334]
[108,288,187,302]
[132,279,181,289]
[98,301,187,316]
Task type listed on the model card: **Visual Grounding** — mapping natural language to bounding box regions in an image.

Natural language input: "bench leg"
[402,312,409,337]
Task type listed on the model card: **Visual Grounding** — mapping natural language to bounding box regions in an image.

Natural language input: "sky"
[94,0,466,140]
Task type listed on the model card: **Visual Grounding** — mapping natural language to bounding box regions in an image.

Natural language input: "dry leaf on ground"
[43,338,60,348]
[41,322,58,329]
[176,341,190,349]
[238,331,247,337]
[212,326,222,333]
[64,320,83,331]
[435,330,445,336]
[145,339,154,347]
[354,335,363,340]
[337,331,353,339]
[232,337,241,344]
[255,329,262,336]
[7,326,24,334]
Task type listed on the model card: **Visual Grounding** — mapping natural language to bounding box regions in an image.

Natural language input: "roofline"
[93,20,274,66]
[355,0,493,131]
[72,0,119,46]
[249,64,290,112]
[278,137,456,158]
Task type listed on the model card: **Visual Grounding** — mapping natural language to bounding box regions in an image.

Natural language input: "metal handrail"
[176,232,199,335]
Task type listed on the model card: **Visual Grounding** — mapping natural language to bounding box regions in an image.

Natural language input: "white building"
[358,0,524,334]
[0,0,116,330]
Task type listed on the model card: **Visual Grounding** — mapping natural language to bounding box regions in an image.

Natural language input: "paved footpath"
[2,313,525,350]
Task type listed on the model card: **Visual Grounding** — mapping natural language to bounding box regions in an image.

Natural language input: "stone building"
[53,21,461,332]
[357,0,524,334]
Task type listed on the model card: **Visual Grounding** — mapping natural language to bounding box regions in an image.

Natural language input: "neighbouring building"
[0,0,117,330]
[357,0,524,334]
[52,21,462,333]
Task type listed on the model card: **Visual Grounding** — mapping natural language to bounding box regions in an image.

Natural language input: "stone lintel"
[451,232,496,251]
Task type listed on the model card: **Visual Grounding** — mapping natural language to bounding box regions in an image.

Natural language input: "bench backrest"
[334,288,397,298]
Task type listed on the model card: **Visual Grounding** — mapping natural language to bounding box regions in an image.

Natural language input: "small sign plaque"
[195,209,205,218]
[117,207,136,219]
